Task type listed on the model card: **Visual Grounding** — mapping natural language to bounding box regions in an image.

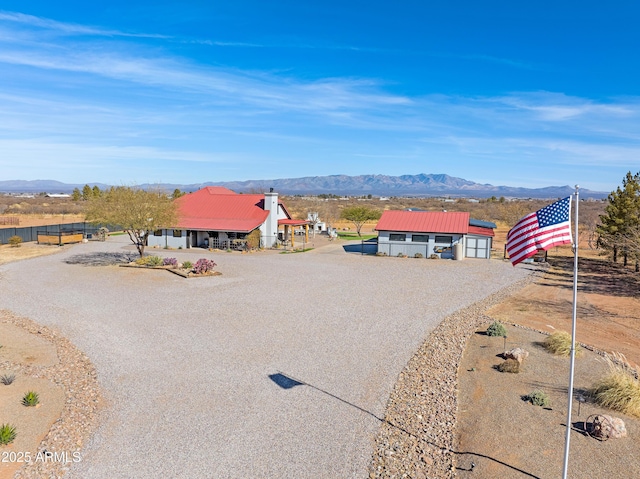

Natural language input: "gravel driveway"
[0,237,530,478]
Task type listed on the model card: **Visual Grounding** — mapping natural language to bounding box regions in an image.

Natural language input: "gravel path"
[0,237,531,478]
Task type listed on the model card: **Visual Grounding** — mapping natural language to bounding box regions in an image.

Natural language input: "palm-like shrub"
[0,424,17,445]
[22,391,39,407]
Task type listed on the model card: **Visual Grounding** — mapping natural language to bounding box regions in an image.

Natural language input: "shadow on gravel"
[65,252,137,266]
[270,371,540,479]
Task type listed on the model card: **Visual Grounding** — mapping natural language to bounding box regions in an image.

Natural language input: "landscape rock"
[504,347,529,363]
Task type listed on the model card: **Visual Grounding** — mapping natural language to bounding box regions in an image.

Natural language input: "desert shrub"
[0,373,16,385]
[486,320,507,337]
[375,252,387,256]
[591,355,640,418]
[544,331,582,357]
[397,252,406,257]
[523,390,550,407]
[135,255,164,267]
[0,424,17,445]
[429,254,439,259]
[193,258,217,274]
[163,257,178,267]
[182,261,193,270]
[497,359,520,373]
[8,235,22,247]
[414,253,424,258]
[22,391,39,407]
[246,229,261,250]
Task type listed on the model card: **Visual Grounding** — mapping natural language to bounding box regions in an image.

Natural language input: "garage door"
[466,236,489,258]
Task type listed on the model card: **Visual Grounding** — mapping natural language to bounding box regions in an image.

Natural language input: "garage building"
[375,210,495,259]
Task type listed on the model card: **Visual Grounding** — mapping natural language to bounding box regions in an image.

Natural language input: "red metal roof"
[175,187,289,233]
[375,211,471,234]
[278,219,309,226]
[468,225,495,237]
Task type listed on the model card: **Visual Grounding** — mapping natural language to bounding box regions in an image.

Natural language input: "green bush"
[497,359,520,373]
[544,331,582,357]
[8,235,22,247]
[486,320,507,337]
[0,424,17,445]
[182,261,193,270]
[22,391,39,407]
[523,390,550,407]
[591,355,640,418]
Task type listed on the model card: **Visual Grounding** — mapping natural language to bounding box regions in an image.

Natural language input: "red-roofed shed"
[375,210,494,259]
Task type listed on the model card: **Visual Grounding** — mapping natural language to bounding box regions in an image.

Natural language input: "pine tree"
[597,171,640,265]
[82,184,92,201]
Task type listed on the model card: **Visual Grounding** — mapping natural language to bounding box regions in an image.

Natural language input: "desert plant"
[8,235,22,247]
[193,258,217,274]
[135,255,164,267]
[429,254,439,259]
[486,320,507,337]
[497,359,520,373]
[414,253,424,258]
[544,331,582,357]
[246,229,261,250]
[0,424,17,445]
[523,390,550,407]
[590,354,640,418]
[0,373,16,385]
[182,260,193,270]
[163,257,178,267]
[22,391,39,407]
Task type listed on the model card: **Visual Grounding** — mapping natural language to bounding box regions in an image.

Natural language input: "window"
[412,234,429,242]
[389,233,406,241]
[435,235,452,244]
[153,229,162,236]
[172,229,182,238]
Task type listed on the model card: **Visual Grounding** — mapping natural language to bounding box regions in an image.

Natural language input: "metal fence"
[0,222,121,245]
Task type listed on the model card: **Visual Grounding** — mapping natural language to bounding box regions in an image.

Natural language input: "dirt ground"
[0,323,65,479]
[456,325,640,478]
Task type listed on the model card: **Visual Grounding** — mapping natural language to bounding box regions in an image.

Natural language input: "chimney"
[263,189,279,247]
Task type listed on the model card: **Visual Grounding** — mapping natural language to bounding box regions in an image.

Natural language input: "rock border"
[0,310,103,479]
[369,270,543,478]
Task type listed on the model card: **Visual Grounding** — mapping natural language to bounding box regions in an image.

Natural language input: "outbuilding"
[375,210,495,259]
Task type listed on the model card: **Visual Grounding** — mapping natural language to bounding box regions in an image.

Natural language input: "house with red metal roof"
[375,210,495,259]
[147,187,307,250]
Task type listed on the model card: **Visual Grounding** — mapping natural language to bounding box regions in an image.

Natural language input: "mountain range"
[0,174,608,199]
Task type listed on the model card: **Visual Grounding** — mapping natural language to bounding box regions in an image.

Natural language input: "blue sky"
[1,2,639,191]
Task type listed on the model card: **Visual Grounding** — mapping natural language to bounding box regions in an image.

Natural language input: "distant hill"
[0,174,608,199]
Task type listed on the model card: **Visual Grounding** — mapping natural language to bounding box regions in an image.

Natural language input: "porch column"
[305,224,309,243]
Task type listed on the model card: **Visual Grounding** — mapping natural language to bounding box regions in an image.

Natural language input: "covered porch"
[278,219,310,248]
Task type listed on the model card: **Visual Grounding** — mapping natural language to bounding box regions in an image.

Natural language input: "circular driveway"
[0,237,530,478]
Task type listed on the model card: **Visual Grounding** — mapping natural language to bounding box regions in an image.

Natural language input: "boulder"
[504,347,529,363]
[603,415,627,439]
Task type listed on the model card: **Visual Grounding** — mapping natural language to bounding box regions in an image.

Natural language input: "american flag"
[506,196,573,266]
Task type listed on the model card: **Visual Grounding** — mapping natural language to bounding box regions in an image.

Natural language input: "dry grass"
[544,330,583,357]
[496,359,520,373]
[591,354,640,418]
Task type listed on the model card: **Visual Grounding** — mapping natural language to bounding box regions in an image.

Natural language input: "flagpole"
[562,185,580,479]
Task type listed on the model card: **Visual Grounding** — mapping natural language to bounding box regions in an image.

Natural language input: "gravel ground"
[0,237,531,478]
